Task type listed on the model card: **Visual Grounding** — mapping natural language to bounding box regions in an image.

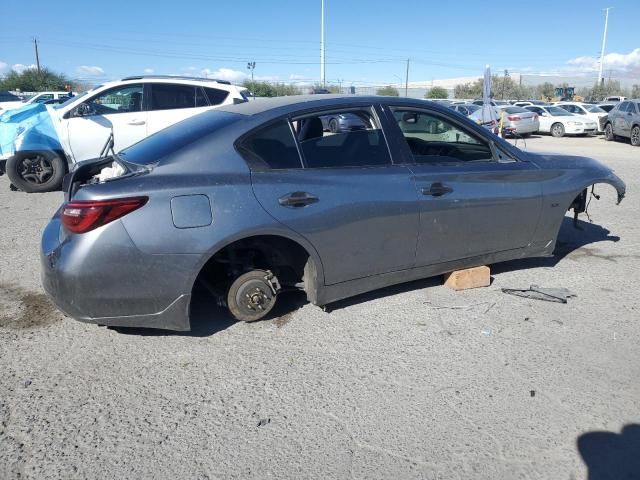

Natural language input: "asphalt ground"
[1,133,638,479]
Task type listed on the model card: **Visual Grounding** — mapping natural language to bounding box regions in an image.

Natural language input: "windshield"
[584,105,605,113]
[118,110,243,165]
[547,106,573,116]
[56,88,98,109]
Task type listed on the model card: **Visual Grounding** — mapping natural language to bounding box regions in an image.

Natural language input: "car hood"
[526,152,626,203]
[0,103,64,158]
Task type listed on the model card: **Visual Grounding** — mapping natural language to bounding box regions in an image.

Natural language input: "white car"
[524,105,597,137]
[0,91,76,114]
[554,102,608,132]
[0,76,249,192]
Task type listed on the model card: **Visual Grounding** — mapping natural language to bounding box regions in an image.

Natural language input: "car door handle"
[127,120,146,125]
[421,183,453,197]
[278,191,319,208]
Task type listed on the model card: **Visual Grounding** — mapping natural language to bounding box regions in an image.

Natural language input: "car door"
[382,105,543,266]
[65,83,147,161]
[145,83,220,136]
[615,102,632,137]
[527,107,549,131]
[243,105,419,285]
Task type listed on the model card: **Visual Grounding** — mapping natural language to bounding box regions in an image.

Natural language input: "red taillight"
[507,115,521,121]
[61,197,148,234]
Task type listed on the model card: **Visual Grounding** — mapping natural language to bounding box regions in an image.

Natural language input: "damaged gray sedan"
[41,96,625,331]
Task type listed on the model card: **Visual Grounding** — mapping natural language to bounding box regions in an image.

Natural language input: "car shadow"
[111,216,618,337]
[491,216,619,274]
[577,424,640,480]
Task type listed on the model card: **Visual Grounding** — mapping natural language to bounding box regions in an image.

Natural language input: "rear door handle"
[127,120,146,125]
[421,183,453,197]
[278,191,319,208]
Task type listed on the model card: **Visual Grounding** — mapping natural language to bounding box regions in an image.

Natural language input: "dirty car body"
[41,95,626,331]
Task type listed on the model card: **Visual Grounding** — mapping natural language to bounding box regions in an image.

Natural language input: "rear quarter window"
[204,87,230,106]
[118,111,242,165]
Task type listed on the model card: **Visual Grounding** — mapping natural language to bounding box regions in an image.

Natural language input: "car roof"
[217,95,449,117]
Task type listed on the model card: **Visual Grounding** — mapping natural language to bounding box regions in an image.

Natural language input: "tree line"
[3,68,638,101]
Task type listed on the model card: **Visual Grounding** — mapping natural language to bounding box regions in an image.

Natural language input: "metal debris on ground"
[257,418,271,427]
[501,285,577,304]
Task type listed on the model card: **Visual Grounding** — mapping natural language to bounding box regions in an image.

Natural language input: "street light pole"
[598,7,611,86]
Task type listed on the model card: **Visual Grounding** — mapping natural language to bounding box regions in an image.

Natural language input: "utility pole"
[320,0,325,87]
[246,61,256,98]
[33,37,41,73]
[598,7,611,86]
[405,58,410,97]
[501,69,509,99]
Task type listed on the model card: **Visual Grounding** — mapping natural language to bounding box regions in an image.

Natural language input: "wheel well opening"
[191,235,312,306]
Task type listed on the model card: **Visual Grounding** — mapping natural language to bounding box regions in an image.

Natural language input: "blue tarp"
[0,103,63,158]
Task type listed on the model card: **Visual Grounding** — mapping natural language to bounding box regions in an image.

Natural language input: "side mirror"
[74,103,94,117]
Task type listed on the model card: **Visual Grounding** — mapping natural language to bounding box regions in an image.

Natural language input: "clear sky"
[1,0,638,86]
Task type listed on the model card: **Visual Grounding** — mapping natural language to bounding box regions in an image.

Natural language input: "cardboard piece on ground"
[444,266,490,291]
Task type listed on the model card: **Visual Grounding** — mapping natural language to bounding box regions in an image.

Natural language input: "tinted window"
[195,87,208,107]
[119,111,242,165]
[294,107,391,168]
[88,84,143,115]
[391,107,493,164]
[150,83,198,110]
[204,87,229,106]
[618,102,630,112]
[526,107,544,115]
[238,120,302,170]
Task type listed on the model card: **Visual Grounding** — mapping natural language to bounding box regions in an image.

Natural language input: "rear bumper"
[40,216,200,331]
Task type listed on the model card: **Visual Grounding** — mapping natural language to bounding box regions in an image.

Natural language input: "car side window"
[390,107,493,164]
[204,87,229,106]
[87,84,144,115]
[237,120,302,170]
[618,102,630,113]
[293,107,392,169]
[150,83,200,110]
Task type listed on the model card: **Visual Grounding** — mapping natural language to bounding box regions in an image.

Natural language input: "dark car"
[41,95,625,331]
[604,100,640,146]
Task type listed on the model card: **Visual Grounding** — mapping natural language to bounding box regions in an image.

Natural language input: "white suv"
[0,91,76,113]
[0,76,249,192]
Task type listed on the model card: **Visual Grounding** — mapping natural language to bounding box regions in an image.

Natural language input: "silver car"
[41,95,625,331]
[603,99,640,146]
[469,106,540,137]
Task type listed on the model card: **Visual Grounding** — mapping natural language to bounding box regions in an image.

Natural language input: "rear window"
[118,111,242,165]
[503,107,529,114]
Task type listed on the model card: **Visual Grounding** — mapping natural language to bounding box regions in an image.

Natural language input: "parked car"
[449,104,480,116]
[603,96,626,102]
[0,76,249,192]
[513,101,549,108]
[319,112,368,132]
[469,106,539,136]
[0,91,75,114]
[554,102,608,132]
[604,99,640,146]
[524,105,597,137]
[0,91,25,112]
[597,103,618,113]
[40,95,625,331]
[472,99,511,107]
